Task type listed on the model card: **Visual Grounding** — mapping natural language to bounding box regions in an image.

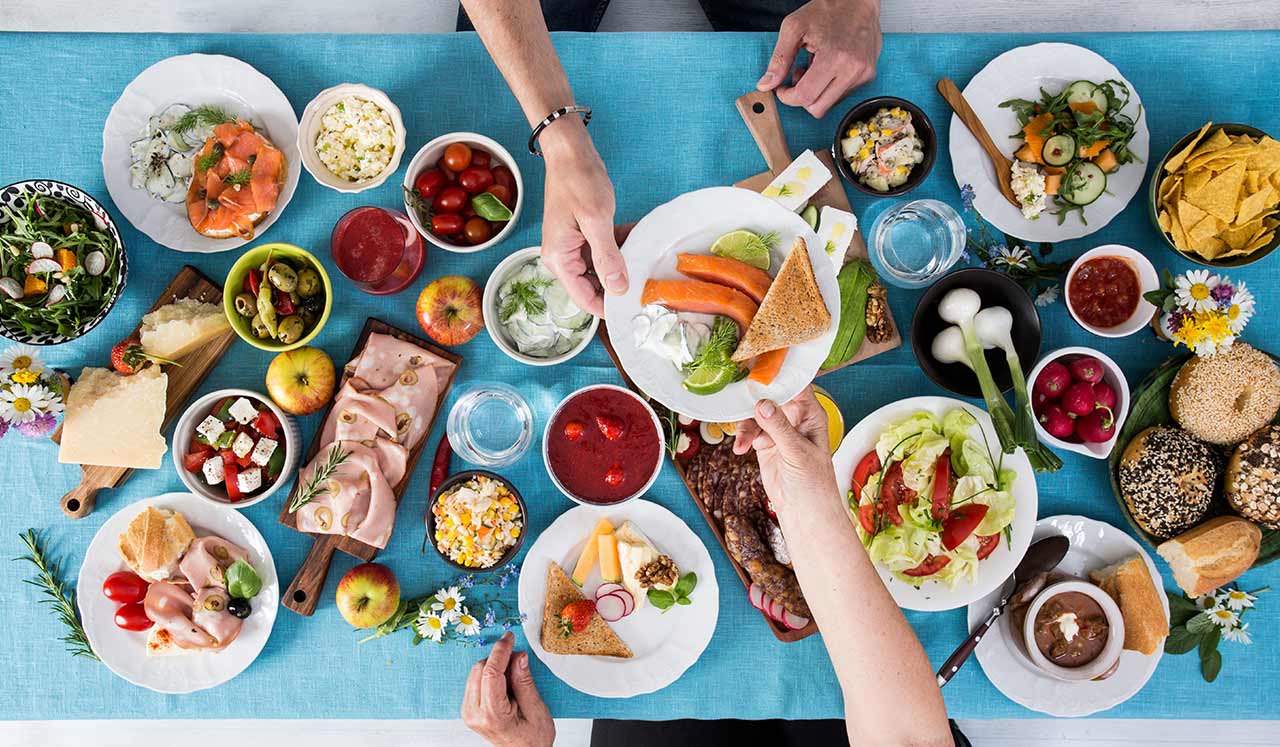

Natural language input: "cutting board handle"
[282,538,338,616]
[735,90,791,174]
[60,469,110,519]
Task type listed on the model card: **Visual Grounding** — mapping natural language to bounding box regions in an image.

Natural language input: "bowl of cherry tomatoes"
[403,132,523,253]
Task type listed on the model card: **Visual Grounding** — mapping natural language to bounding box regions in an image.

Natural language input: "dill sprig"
[223,169,252,187]
[289,445,352,514]
[173,105,234,136]
[499,279,552,322]
[196,142,224,173]
[15,529,98,662]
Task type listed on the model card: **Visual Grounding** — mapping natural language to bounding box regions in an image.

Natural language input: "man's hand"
[460,632,555,747]
[757,0,882,119]
[733,387,839,515]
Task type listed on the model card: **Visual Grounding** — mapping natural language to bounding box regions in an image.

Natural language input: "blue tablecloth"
[1,30,1278,722]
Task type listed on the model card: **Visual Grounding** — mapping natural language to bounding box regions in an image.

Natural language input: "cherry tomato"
[484,184,512,207]
[114,602,153,631]
[930,449,952,521]
[491,165,515,190]
[463,218,493,245]
[103,570,149,604]
[940,504,989,551]
[976,533,1001,560]
[457,167,495,195]
[442,142,473,172]
[902,554,951,577]
[431,213,465,236]
[435,159,457,182]
[470,149,491,168]
[433,186,468,214]
[414,169,448,200]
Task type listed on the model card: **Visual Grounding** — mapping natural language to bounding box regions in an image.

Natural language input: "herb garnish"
[648,572,697,612]
[499,279,552,322]
[15,529,98,661]
[172,105,234,136]
[288,445,352,513]
[223,169,252,187]
[196,142,225,172]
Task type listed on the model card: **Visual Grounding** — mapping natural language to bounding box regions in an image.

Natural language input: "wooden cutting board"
[277,317,461,616]
[51,265,235,519]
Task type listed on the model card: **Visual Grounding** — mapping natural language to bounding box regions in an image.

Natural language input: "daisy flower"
[1223,622,1252,645]
[0,345,44,376]
[415,610,446,643]
[1035,284,1060,308]
[1223,589,1256,611]
[1174,270,1219,313]
[431,586,466,623]
[0,383,53,424]
[993,245,1030,270]
[1194,594,1217,611]
[1207,606,1239,628]
[455,608,481,636]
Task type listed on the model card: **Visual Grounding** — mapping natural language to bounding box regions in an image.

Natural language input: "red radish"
[677,414,700,431]
[1062,381,1098,417]
[1034,361,1072,397]
[1093,381,1117,411]
[595,593,626,622]
[1077,408,1116,444]
[748,583,766,610]
[1069,355,1105,384]
[782,611,810,630]
[1033,390,1050,417]
[595,583,625,599]
[767,598,785,623]
[674,431,701,461]
[1039,404,1075,439]
[611,589,635,616]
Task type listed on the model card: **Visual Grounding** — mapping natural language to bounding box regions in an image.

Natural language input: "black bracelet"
[528,105,592,156]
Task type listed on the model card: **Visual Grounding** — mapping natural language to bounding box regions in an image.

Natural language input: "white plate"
[518,499,719,698]
[77,492,279,694]
[968,514,1167,717]
[949,43,1149,242]
[603,187,840,422]
[831,396,1038,611]
[101,53,301,253]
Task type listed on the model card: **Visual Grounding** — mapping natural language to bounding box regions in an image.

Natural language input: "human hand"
[538,118,631,316]
[460,632,555,747]
[756,0,882,119]
[733,387,839,515]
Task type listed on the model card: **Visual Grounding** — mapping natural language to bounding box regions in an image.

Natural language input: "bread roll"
[1225,425,1280,528]
[1157,516,1261,597]
[1090,555,1169,655]
[117,507,195,582]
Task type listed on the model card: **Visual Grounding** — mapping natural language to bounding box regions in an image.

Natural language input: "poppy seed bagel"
[1119,426,1222,539]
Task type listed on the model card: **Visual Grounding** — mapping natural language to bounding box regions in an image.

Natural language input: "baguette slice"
[1156,515,1261,597]
[541,563,632,658]
[118,507,195,582]
[1090,555,1169,655]
[730,237,830,362]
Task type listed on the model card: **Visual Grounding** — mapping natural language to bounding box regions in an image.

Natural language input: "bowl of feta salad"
[297,83,405,193]
[834,97,935,196]
[483,246,598,365]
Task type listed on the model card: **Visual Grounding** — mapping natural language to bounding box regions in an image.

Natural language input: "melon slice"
[598,533,622,583]
[571,518,615,587]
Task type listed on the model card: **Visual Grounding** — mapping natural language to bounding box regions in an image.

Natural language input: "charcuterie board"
[51,265,235,519]
[277,317,460,616]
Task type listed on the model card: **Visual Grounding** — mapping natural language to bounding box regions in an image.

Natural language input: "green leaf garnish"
[499,278,552,322]
[173,105,234,136]
[471,192,513,222]
[223,169,252,187]
[196,142,224,172]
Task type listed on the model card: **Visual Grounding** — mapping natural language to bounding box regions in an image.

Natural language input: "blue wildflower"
[960,183,975,210]
[483,609,497,628]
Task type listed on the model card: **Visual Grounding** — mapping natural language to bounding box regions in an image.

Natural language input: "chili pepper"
[421,435,453,554]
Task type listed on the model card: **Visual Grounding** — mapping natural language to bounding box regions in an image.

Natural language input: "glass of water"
[865,198,967,288]
[446,383,534,468]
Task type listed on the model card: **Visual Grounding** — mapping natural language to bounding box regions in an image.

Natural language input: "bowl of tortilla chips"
[1150,122,1280,267]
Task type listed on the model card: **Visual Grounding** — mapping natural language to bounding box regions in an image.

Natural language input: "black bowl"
[831,96,936,198]
[910,268,1042,398]
[427,469,527,572]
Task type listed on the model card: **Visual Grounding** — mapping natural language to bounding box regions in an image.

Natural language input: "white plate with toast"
[518,499,718,698]
[968,514,1167,717]
[77,492,278,694]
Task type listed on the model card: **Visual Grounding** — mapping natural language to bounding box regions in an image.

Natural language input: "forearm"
[460,0,576,127]
[776,490,952,746]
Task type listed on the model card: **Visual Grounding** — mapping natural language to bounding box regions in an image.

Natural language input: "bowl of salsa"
[543,384,663,506]
[1065,245,1158,338]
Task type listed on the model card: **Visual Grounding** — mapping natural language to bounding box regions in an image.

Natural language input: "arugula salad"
[849,408,1017,588]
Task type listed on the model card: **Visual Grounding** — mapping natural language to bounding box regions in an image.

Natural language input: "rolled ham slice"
[178,536,249,590]
[295,441,397,548]
[144,581,241,651]
[320,380,399,445]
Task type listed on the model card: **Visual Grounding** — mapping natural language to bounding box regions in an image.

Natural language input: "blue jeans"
[457,0,807,32]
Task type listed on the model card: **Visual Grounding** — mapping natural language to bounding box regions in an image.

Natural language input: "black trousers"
[458,0,807,32]
[590,718,973,746]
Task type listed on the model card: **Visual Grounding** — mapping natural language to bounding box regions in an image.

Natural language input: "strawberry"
[563,420,585,442]
[558,599,596,637]
[595,415,624,441]
[604,464,625,488]
[111,338,178,375]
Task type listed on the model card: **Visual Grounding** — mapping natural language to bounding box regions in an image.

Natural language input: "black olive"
[301,295,324,315]
[228,597,252,619]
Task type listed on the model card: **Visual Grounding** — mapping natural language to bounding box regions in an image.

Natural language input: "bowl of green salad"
[0,180,127,345]
[482,246,598,366]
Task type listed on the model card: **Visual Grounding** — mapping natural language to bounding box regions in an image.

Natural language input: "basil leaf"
[471,193,513,222]
[674,572,697,598]
[648,589,675,610]
[676,596,691,605]
[225,559,262,599]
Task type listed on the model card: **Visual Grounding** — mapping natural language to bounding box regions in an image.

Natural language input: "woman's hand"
[733,387,839,515]
[460,632,555,747]
[756,0,882,119]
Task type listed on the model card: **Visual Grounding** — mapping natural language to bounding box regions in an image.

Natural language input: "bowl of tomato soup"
[543,384,663,506]
[1065,245,1158,338]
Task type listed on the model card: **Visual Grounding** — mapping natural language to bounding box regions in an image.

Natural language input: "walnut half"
[635,554,679,589]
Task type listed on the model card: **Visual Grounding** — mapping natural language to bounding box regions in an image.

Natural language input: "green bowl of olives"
[224,242,332,352]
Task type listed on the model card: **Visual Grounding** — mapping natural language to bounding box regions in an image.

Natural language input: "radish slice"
[30,241,53,259]
[767,598,787,623]
[748,583,765,610]
[782,611,810,630]
[27,258,62,274]
[610,589,635,616]
[595,593,626,622]
[0,278,21,299]
[84,250,106,276]
[44,284,67,306]
[595,583,625,600]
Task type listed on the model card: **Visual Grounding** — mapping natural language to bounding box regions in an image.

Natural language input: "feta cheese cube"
[816,206,859,266]
[237,466,262,494]
[201,456,225,486]
[228,397,258,425]
[231,432,256,459]
[195,415,226,444]
[250,437,278,467]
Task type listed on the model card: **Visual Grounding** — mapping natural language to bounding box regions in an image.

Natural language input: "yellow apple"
[335,562,400,629]
[266,346,336,415]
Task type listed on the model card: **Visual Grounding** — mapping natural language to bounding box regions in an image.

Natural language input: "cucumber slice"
[1063,81,1097,106]
[801,204,819,230]
[1088,87,1109,114]
[1060,162,1106,206]
[1042,134,1076,166]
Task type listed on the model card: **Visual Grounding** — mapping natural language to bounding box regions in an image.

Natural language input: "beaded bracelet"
[527,105,592,156]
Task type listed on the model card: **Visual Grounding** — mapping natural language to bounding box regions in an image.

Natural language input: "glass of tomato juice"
[330,206,425,295]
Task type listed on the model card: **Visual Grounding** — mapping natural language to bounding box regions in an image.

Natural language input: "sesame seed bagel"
[1226,425,1280,529]
[1120,426,1222,539]
[1170,343,1280,446]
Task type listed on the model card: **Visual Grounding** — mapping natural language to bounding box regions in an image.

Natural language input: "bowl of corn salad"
[429,470,526,571]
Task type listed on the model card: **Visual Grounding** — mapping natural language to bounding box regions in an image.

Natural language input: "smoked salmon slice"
[641,279,759,333]
[675,254,773,304]
[185,120,286,240]
[747,348,786,385]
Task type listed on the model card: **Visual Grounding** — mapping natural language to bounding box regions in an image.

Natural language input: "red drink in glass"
[330,206,425,295]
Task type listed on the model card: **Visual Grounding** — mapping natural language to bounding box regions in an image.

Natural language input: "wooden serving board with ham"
[51,265,235,519]
[278,317,460,616]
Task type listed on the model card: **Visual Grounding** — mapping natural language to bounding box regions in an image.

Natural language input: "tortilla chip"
[1191,127,1234,159]
[1188,214,1222,242]
[1192,234,1228,260]
[1222,221,1261,251]
[1169,212,1189,252]
[1237,186,1276,225]
[1177,199,1209,229]
[1157,209,1172,232]
[731,237,831,362]
[1184,167,1213,195]
[1187,143,1257,172]
[1246,136,1280,173]
[1189,162,1246,221]
[1246,171,1262,193]
[1164,122,1213,173]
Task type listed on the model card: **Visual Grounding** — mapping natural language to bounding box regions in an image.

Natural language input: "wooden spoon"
[936,78,1021,209]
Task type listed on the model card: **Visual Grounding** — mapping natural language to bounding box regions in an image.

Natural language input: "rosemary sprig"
[499,279,552,322]
[15,529,98,661]
[223,169,252,187]
[289,445,352,513]
[173,105,234,136]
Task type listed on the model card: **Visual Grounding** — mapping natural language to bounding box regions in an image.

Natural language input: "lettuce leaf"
[900,431,949,494]
[868,523,930,571]
[875,411,940,464]
[956,438,997,486]
[972,489,1016,536]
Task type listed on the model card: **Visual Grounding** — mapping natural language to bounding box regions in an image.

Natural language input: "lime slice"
[710,230,771,271]
[682,362,739,396]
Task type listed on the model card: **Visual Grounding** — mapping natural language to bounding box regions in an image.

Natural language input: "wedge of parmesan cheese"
[58,366,167,469]
[760,149,831,212]
[139,298,230,360]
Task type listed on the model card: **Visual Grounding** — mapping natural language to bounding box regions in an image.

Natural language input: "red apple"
[266,346,336,415]
[335,562,401,629]
[416,275,483,346]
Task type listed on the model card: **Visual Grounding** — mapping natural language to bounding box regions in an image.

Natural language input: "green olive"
[233,292,256,317]
[276,315,306,344]
[296,267,322,297]
[268,262,299,293]
[250,313,272,339]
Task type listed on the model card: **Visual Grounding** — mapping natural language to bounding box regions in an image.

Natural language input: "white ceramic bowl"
[1064,244,1159,338]
[297,83,406,193]
[1028,346,1130,459]
[1022,579,1126,682]
[402,132,524,253]
[172,388,300,509]
[542,384,664,507]
[482,246,599,366]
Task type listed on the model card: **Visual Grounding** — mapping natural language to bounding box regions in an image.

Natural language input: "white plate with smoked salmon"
[102,53,301,253]
[604,187,841,422]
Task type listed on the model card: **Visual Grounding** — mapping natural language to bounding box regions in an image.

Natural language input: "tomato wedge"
[903,554,951,577]
[224,460,243,501]
[941,503,989,551]
[976,533,1001,560]
[182,449,209,473]
[878,461,913,526]
[931,449,952,520]
[857,503,877,534]
[852,450,881,496]
[252,409,280,439]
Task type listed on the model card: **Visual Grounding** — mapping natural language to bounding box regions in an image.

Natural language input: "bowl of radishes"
[1028,347,1130,459]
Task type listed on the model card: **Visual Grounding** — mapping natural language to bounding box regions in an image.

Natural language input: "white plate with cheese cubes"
[173,389,300,509]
